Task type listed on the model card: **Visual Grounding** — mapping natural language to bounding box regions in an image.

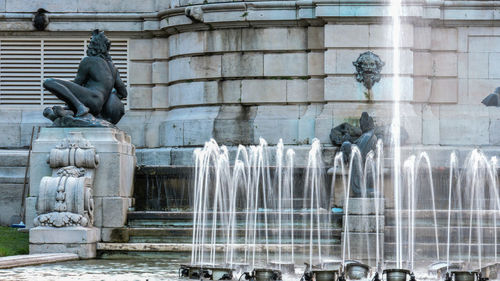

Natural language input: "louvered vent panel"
[0,40,42,105]
[0,38,129,106]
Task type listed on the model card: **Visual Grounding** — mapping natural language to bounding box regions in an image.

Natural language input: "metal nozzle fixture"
[383,269,412,281]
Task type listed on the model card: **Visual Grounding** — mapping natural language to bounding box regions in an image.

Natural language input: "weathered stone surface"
[0,184,22,226]
[168,55,221,82]
[413,77,431,102]
[430,78,458,103]
[264,53,307,77]
[29,226,100,244]
[432,52,457,77]
[325,76,413,102]
[242,28,306,51]
[129,39,153,60]
[422,105,440,145]
[206,29,242,53]
[0,253,79,269]
[213,105,257,145]
[439,105,489,145]
[101,227,129,243]
[413,52,432,76]
[76,0,155,13]
[431,28,458,51]
[344,215,385,232]
[221,80,242,103]
[308,26,324,50]
[241,80,286,103]
[343,198,385,215]
[325,24,369,48]
[129,62,152,85]
[168,81,218,107]
[488,52,500,79]
[414,26,432,50]
[168,31,205,57]
[308,78,324,102]
[152,61,168,84]
[6,0,77,13]
[102,197,128,228]
[152,38,169,60]
[286,80,308,102]
[308,52,324,76]
[368,24,413,48]
[30,243,96,259]
[222,52,263,77]
[0,124,21,148]
[152,86,168,109]
[128,87,153,109]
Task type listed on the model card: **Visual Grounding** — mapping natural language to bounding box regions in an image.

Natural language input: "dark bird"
[33,8,49,31]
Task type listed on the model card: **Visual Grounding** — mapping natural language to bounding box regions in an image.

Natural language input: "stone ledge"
[29,227,100,244]
[0,253,78,269]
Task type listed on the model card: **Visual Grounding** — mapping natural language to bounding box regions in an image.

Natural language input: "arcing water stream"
[188,137,500,280]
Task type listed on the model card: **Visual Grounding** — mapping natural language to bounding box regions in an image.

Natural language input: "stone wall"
[0,0,500,159]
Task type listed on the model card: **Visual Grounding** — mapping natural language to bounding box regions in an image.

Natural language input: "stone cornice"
[0,0,500,33]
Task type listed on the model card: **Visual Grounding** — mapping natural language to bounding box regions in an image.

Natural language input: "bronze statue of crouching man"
[43,29,127,127]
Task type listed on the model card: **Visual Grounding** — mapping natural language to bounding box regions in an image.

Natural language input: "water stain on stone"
[213,105,256,145]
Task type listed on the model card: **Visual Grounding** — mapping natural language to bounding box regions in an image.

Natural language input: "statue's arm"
[73,57,90,85]
[114,69,127,99]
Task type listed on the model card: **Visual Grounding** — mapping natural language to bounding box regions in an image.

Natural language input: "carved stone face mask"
[353,51,385,90]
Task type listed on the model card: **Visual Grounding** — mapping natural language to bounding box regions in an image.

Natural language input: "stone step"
[384,242,500,260]
[0,150,28,168]
[384,226,500,243]
[385,210,500,227]
[127,227,342,243]
[0,253,78,269]
[97,242,342,253]
[128,211,344,220]
[127,211,343,228]
[0,167,26,184]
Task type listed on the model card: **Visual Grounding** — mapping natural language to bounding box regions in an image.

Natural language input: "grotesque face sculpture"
[353,51,385,90]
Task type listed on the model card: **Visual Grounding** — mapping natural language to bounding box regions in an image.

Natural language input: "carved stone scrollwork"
[35,132,98,228]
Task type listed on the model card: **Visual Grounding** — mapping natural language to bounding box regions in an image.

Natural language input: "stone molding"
[0,1,496,33]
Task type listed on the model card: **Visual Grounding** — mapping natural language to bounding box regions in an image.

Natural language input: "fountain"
[4,0,500,280]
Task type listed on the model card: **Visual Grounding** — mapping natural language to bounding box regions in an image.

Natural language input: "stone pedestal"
[29,226,100,259]
[341,198,385,264]
[27,127,136,258]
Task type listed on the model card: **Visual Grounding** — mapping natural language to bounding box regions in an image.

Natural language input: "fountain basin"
[383,269,411,281]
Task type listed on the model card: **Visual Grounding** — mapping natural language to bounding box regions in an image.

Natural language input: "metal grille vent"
[0,38,128,106]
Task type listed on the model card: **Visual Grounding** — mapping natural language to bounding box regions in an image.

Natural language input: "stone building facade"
[1,0,500,224]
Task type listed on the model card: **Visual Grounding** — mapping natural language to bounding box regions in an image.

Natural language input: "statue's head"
[359,112,375,132]
[353,51,385,90]
[87,29,111,60]
[340,141,352,163]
